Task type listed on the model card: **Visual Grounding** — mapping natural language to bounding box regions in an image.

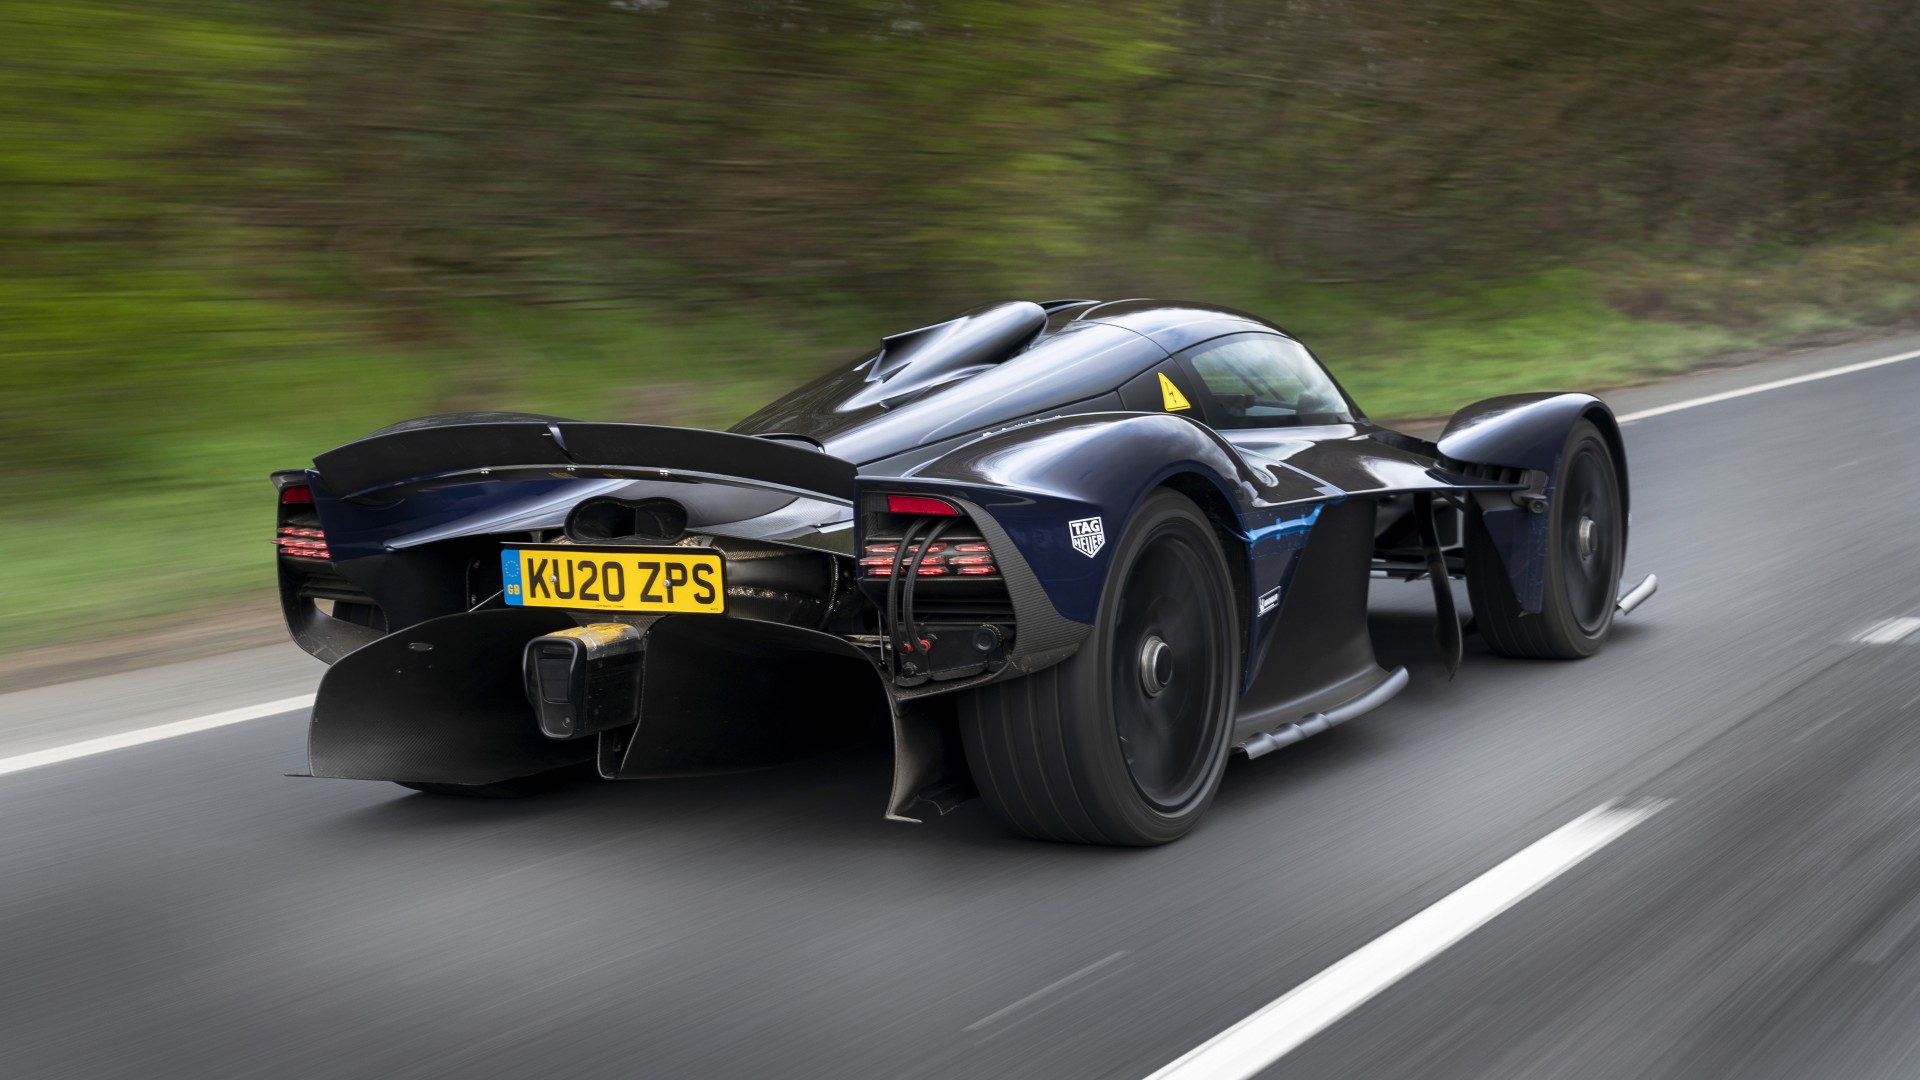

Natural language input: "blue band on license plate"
[501,548,726,614]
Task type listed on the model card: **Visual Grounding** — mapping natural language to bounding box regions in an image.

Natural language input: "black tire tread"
[961,666,1109,844]
[958,489,1235,846]
[1466,419,1619,660]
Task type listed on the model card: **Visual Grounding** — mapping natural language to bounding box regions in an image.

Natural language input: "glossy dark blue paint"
[1437,392,1629,609]
[856,410,1453,692]
[734,320,1169,465]
[1437,392,1596,467]
[888,412,1311,625]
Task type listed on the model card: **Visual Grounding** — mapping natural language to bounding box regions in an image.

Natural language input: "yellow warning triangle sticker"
[1158,371,1192,411]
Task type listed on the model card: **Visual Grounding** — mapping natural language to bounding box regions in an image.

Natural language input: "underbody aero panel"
[599,616,877,777]
[308,608,594,785]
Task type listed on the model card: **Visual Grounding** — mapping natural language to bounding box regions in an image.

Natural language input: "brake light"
[279,485,314,505]
[859,537,995,577]
[886,495,960,517]
[274,525,330,560]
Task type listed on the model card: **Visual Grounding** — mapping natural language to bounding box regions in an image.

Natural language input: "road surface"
[3,334,1919,1079]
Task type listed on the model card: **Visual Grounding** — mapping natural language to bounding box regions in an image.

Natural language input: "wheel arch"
[881,412,1267,628]
[1438,392,1631,610]
[1158,470,1254,677]
[1580,403,1630,551]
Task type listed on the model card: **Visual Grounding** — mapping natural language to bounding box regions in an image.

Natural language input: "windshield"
[1184,334,1352,427]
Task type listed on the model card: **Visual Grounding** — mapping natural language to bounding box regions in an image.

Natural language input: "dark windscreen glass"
[1184,334,1351,427]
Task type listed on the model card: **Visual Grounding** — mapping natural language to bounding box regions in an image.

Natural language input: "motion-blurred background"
[6,0,1919,654]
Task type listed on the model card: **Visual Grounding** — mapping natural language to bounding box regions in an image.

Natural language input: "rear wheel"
[1467,419,1622,659]
[958,490,1237,846]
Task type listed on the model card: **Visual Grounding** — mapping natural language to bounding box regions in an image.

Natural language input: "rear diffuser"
[308,608,594,785]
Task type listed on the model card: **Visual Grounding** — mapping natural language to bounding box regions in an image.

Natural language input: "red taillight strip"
[275,525,330,559]
[860,537,1002,576]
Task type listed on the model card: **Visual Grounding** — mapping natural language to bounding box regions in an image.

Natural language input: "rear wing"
[312,422,856,505]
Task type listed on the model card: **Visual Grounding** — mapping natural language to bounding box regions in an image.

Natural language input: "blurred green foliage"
[3,0,1919,647]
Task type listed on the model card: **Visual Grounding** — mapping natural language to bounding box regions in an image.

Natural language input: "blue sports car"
[273,299,1654,845]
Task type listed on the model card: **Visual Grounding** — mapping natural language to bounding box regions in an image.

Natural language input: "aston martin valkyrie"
[273,299,1654,845]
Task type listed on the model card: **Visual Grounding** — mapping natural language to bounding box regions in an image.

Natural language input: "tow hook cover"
[523,623,645,739]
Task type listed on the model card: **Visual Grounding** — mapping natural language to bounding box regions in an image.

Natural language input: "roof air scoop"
[842,300,1047,410]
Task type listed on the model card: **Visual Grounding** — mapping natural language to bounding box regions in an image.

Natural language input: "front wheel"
[1467,418,1623,659]
[958,490,1237,846]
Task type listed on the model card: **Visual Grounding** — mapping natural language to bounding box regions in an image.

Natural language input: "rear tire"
[958,490,1237,846]
[1467,419,1622,659]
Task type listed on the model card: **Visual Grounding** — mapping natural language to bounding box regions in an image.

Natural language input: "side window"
[1178,333,1352,428]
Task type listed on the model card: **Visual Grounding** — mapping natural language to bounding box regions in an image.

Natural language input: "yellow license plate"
[501,547,725,614]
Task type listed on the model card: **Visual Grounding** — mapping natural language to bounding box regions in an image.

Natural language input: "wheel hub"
[1577,515,1597,561]
[1139,636,1174,697]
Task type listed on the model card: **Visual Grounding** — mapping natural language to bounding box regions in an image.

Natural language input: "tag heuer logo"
[1068,516,1105,558]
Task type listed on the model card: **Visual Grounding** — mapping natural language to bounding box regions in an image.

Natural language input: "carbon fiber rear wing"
[312,422,857,504]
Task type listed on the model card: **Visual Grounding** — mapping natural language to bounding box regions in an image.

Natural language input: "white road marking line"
[1616,348,1920,423]
[1142,798,1670,1080]
[1853,617,1920,645]
[0,695,316,778]
[965,950,1132,1033]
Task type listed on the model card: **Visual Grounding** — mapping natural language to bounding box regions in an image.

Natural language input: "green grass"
[5,230,1919,654]
[0,293,872,652]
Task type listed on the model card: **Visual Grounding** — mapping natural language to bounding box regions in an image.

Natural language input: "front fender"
[1438,392,1630,611]
[1437,392,1628,525]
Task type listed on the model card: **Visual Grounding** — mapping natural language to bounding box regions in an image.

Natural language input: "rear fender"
[1437,393,1628,612]
[859,411,1334,684]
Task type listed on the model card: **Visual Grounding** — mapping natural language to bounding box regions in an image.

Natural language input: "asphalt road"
[4,336,1920,1079]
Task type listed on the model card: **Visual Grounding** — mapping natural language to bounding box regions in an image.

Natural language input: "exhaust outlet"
[524,623,645,739]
